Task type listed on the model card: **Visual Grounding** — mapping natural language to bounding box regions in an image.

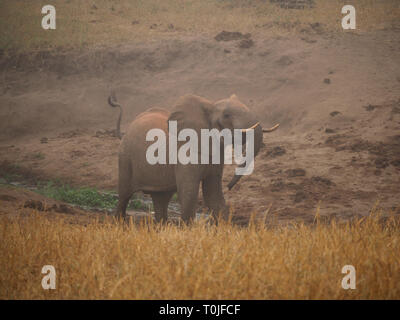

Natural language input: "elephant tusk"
[262,123,280,133]
[241,122,260,133]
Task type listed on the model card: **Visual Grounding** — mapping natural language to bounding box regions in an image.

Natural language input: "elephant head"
[168,94,279,189]
[213,94,279,189]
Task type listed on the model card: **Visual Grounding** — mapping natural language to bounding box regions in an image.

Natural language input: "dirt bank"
[1,30,399,223]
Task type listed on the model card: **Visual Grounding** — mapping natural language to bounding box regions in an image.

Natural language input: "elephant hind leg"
[116,156,134,220]
[150,191,174,223]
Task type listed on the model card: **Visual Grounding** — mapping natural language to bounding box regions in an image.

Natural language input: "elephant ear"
[168,94,214,134]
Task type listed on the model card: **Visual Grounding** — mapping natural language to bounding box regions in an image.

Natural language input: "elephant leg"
[176,167,202,224]
[202,173,228,221]
[150,191,174,223]
[117,195,131,220]
[116,156,133,220]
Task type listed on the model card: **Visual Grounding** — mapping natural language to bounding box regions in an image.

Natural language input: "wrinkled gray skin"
[109,93,277,224]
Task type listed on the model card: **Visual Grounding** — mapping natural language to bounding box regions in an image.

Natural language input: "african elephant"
[108,93,279,224]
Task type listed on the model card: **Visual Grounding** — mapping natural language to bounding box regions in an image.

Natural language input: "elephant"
[108,93,279,224]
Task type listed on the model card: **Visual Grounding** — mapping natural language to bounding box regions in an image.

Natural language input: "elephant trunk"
[227,122,278,190]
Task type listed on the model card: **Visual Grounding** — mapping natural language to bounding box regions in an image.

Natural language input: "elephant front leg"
[176,167,202,224]
[202,174,229,222]
[150,191,174,223]
[116,197,130,221]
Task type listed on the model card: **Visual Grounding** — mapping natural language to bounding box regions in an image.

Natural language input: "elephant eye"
[223,112,231,119]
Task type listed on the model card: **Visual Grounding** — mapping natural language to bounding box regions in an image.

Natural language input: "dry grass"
[1,208,400,299]
[0,0,399,53]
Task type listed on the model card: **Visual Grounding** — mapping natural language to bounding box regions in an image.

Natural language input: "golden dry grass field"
[1,208,399,299]
[1,0,400,301]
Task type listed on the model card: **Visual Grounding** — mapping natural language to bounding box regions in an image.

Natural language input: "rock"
[24,200,45,211]
[311,176,334,186]
[301,37,317,44]
[266,146,286,157]
[238,39,254,49]
[375,158,389,169]
[294,191,306,203]
[391,159,400,167]
[364,104,377,111]
[276,55,293,66]
[270,0,315,10]
[330,111,341,117]
[309,22,324,34]
[271,180,285,192]
[57,204,75,214]
[215,31,251,42]
[286,168,306,177]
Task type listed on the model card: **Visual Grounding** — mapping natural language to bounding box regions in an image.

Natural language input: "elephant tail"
[108,92,123,139]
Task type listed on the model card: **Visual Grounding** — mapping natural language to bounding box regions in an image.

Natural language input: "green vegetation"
[38,181,116,209]
[37,181,144,210]
[0,172,21,184]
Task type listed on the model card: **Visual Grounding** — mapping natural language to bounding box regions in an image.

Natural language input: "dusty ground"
[1,28,399,224]
[0,185,102,224]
